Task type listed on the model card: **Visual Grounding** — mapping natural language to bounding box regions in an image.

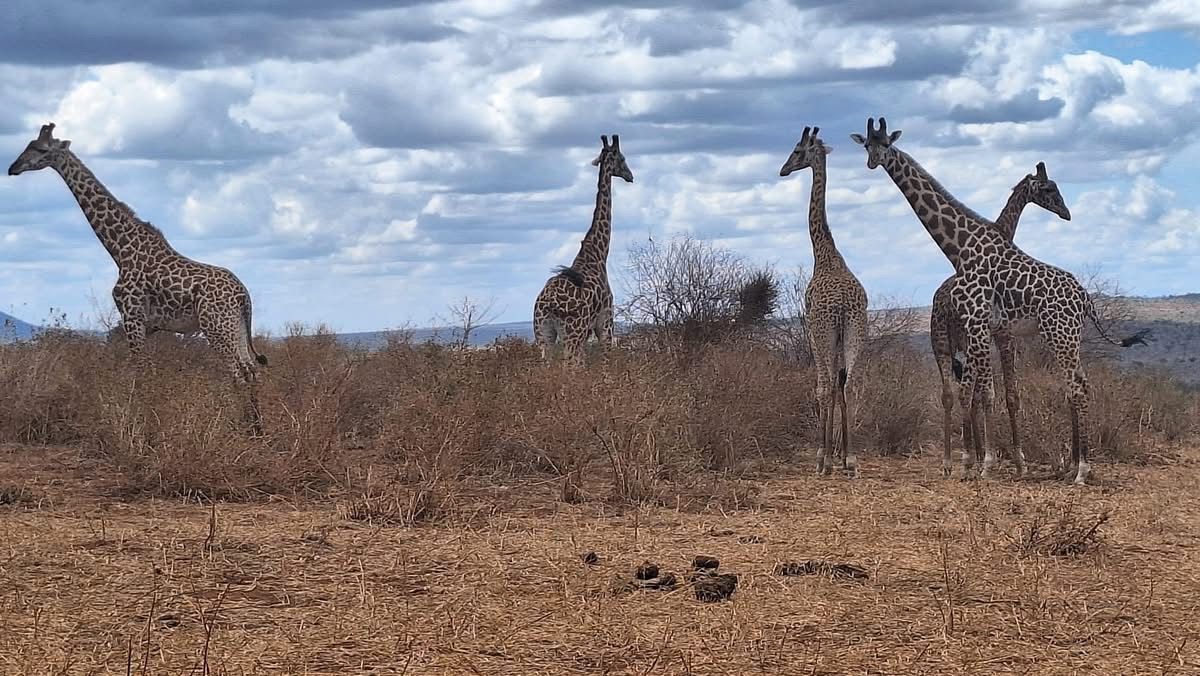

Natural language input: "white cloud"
[0,1,1197,331]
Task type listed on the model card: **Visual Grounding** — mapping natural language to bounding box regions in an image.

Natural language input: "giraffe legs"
[593,307,615,348]
[1042,321,1091,484]
[960,321,995,480]
[559,324,589,368]
[813,367,833,476]
[200,307,265,436]
[838,371,857,478]
[995,331,1026,477]
[931,321,957,478]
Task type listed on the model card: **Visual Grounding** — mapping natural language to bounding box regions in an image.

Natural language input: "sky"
[0,0,1198,333]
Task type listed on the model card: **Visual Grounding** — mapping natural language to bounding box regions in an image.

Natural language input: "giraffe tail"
[242,298,268,366]
[552,265,585,287]
[1084,295,1153,348]
[833,313,849,390]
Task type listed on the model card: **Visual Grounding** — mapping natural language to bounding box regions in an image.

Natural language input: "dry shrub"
[688,342,816,469]
[1014,350,1194,467]
[1,307,1194,504]
[856,337,935,456]
[0,330,108,444]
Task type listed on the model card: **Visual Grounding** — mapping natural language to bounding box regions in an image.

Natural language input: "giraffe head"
[849,117,901,170]
[1023,161,1071,221]
[8,123,72,176]
[779,125,833,177]
[590,134,634,183]
[777,124,835,176]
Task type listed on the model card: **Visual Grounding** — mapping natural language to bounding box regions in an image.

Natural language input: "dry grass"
[2,444,1200,674]
[1,327,1199,673]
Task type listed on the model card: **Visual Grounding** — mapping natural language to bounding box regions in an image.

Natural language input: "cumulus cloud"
[0,0,1196,331]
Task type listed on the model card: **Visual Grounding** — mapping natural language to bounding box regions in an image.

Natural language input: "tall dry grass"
[1,325,1194,504]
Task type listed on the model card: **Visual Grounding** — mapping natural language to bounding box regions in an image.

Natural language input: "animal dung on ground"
[737,535,766,544]
[635,561,660,580]
[694,572,739,602]
[775,560,869,581]
[580,551,600,565]
[613,568,679,595]
[692,555,720,570]
[641,572,678,590]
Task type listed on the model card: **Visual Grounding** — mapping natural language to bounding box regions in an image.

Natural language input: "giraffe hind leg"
[202,314,265,436]
[996,332,1026,478]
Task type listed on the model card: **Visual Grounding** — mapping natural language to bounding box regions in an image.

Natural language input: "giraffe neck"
[806,153,846,270]
[52,150,175,268]
[992,179,1034,243]
[570,158,614,275]
[880,148,996,271]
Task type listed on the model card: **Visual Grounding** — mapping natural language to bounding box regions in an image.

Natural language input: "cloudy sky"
[0,0,1197,332]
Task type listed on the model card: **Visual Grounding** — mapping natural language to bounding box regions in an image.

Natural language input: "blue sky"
[0,0,1198,333]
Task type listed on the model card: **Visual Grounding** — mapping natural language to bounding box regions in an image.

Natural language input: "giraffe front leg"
[114,291,149,370]
[996,332,1026,478]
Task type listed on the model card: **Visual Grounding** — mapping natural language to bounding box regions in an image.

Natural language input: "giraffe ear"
[849,133,867,146]
[591,155,601,166]
[888,130,902,143]
[59,140,71,150]
[822,145,833,155]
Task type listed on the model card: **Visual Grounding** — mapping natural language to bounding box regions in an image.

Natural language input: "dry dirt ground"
[2,444,1199,675]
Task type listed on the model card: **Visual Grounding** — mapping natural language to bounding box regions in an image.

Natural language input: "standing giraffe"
[851,118,1149,484]
[932,162,1072,478]
[780,126,868,477]
[534,134,633,363]
[8,123,269,429]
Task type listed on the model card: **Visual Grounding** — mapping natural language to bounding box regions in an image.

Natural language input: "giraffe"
[780,126,868,477]
[932,162,1072,479]
[8,123,269,430]
[534,134,633,363]
[851,118,1150,484]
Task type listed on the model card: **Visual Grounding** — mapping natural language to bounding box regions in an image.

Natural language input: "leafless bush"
[619,235,780,350]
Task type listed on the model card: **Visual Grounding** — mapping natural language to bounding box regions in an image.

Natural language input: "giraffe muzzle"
[7,162,22,176]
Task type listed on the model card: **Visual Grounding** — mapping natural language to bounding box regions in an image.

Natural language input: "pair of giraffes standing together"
[7,119,1148,484]
[530,119,1149,486]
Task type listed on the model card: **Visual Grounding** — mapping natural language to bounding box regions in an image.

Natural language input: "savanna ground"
[2,326,1199,675]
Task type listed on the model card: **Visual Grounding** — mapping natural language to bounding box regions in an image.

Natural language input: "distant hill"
[335,320,536,350]
[1,311,38,341]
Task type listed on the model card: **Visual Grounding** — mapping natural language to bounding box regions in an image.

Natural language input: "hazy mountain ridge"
[1,311,38,340]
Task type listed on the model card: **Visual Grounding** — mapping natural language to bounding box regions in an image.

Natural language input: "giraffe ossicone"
[533,134,633,364]
[8,122,269,433]
[853,117,1151,485]
[780,125,868,478]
